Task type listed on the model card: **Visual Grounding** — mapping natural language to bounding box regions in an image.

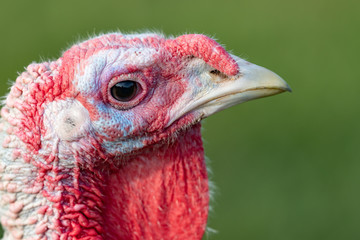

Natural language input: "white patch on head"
[75,47,160,95]
[45,100,91,141]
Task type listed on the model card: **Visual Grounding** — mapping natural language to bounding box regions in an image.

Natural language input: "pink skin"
[0,33,238,239]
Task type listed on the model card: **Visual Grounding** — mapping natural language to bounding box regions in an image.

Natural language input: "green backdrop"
[0,0,359,239]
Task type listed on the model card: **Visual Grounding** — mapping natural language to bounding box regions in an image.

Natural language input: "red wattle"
[103,124,209,240]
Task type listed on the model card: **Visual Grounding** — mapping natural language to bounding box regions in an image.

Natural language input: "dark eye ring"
[110,80,141,102]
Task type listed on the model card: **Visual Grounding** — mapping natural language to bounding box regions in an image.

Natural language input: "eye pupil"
[111,80,138,101]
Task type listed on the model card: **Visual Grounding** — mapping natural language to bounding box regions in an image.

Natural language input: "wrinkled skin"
[0,33,289,240]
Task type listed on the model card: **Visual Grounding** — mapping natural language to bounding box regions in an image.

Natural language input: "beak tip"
[284,83,292,93]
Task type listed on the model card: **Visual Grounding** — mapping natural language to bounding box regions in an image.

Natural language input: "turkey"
[0,33,290,240]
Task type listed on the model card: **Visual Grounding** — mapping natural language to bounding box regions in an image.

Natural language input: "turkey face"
[63,34,190,157]
[52,33,289,159]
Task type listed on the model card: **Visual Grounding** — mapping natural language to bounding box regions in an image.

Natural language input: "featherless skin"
[0,33,290,240]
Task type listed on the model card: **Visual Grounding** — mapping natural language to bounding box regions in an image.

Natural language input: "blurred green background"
[0,0,359,239]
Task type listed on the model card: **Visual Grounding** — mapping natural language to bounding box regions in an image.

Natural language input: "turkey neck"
[103,123,209,240]
[0,123,209,240]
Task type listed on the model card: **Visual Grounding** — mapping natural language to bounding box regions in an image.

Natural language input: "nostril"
[210,69,228,79]
[210,69,221,75]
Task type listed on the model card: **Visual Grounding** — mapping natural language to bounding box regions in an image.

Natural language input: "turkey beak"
[166,58,291,127]
[198,59,291,117]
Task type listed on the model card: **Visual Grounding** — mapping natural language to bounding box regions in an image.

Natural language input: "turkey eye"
[110,81,140,102]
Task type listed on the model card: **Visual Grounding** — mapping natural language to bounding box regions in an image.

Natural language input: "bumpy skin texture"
[0,33,239,239]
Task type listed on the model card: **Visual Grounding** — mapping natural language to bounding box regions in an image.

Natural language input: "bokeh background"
[0,0,359,239]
